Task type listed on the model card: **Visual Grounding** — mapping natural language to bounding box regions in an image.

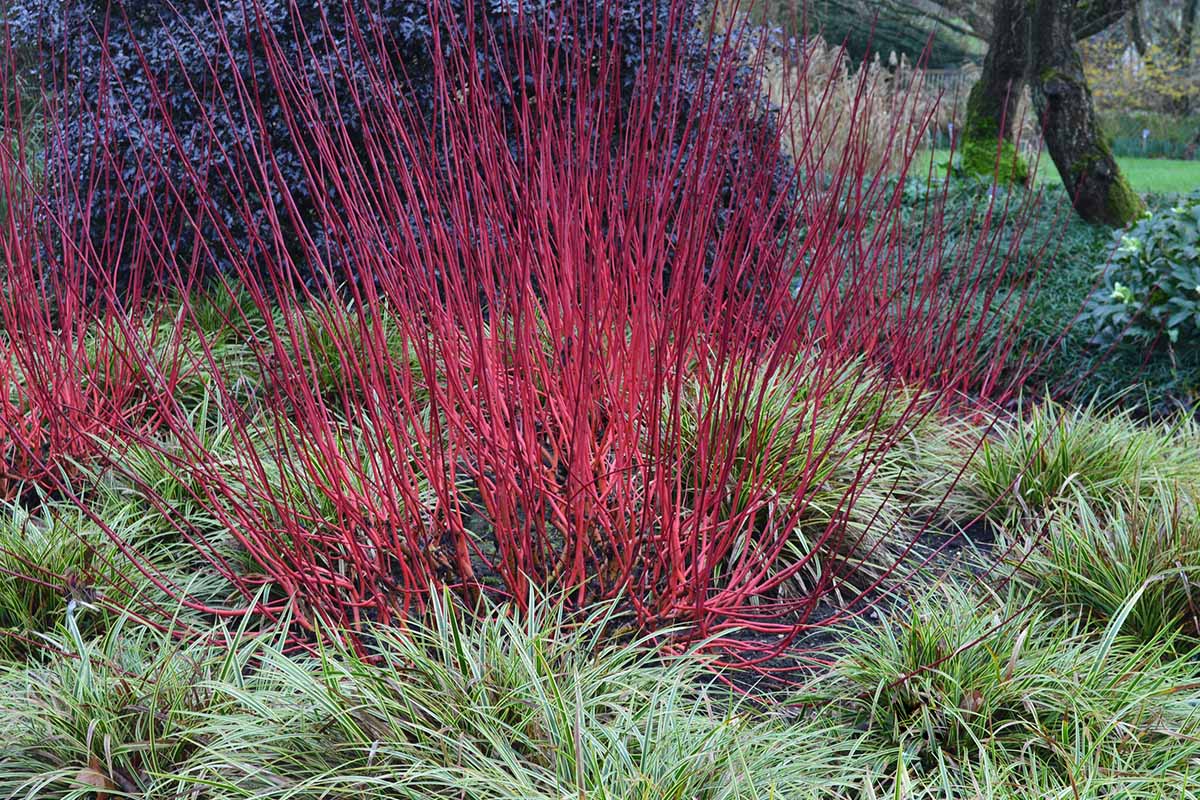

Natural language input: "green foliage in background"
[1086,190,1200,348]
[891,170,1200,411]
[1099,111,1200,161]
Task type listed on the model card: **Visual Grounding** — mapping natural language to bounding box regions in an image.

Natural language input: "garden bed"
[3,1,1200,797]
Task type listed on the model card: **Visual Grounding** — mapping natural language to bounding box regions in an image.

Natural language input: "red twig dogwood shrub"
[6,1,1039,658]
[0,69,195,503]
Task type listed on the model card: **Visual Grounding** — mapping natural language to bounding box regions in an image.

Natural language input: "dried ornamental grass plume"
[761,32,936,178]
[1,0,1045,662]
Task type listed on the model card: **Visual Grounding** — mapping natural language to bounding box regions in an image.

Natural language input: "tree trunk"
[1029,0,1144,226]
[1176,0,1198,114]
[961,0,1029,182]
[1181,0,1198,62]
[1127,2,1147,57]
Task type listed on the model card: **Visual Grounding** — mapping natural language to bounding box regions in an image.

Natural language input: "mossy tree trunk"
[1029,0,1144,226]
[961,0,1029,183]
[963,0,1144,224]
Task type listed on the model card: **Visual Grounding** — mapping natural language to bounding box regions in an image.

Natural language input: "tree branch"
[1073,0,1141,41]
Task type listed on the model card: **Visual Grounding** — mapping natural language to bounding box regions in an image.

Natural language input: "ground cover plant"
[810,584,1200,797]
[1022,485,1200,644]
[4,0,1200,796]
[4,596,876,799]
[5,588,1200,798]
[964,398,1200,526]
[887,172,1200,412]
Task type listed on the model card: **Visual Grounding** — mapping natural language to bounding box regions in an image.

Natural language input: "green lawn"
[917,149,1200,194]
[1117,156,1200,193]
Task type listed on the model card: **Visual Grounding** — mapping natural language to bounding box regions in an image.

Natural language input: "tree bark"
[1030,0,1144,225]
[1176,0,1198,114]
[961,0,1029,182]
[1127,1,1147,56]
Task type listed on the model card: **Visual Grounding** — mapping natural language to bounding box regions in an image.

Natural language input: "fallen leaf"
[75,756,115,800]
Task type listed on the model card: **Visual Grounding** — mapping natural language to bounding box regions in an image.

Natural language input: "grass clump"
[812,584,1200,796]
[288,301,424,402]
[0,594,869,799]
[1,617,245,798]
[1019,486,1200,644]
[966,398,1199,526]
[7,585,1200,798]
[273,593,861,799]
[676,353,981,593]
[0,501,131,661]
